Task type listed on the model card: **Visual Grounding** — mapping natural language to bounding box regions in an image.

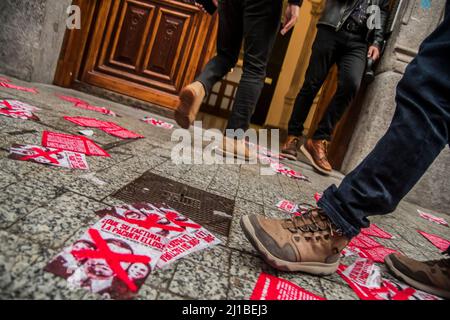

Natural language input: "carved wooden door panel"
[81,0,217,108]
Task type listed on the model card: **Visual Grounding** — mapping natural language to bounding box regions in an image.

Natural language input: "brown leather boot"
[175,81,206,129]
[300,139,332,175]
[240,209,349,275]
[215,136,256,162]
[385,253,450,299]
[281,135,301,161]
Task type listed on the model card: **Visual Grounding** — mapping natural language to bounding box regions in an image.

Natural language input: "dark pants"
[318,1,450,239]
[287,25,368,140]
[196,0,282,132]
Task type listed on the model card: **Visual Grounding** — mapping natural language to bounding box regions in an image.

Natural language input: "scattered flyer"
[45,215,167,299]
[0,81,38,93]
[250,273,325,300]
[64,116,144,139]
[0,99,40,120]
[417,230,450,252]
[0,76,11,82]
[270,162,309,181]
[361,223,393,239]
[347,233,399,262]
[314,192,323,202]
[359,246,399,263]
[9,144,89,170]
[276,200,299,214]
[418,210,449,227]
[42,131,110,157]
[57,94,117,116]
[338,260,441,300]
[348,233,382,250]
[96,203,221,269]
[141,117,174,129]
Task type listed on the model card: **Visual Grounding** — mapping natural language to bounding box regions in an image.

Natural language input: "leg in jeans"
[318,4,450,239]
[196,0,243,95]
[313,35,367,141]
[287,26,337,137]
[226,0,282,132]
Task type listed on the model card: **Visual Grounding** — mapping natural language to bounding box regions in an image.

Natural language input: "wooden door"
[80,0,217,108]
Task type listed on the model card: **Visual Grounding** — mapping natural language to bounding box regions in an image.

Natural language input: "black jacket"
[317,0,389,49]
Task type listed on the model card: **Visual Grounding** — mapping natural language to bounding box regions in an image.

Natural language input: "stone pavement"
[0,75,449,300]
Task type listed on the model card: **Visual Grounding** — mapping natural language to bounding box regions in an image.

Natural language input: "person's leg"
[196,0,244,94]
[312,37,367,141]
[318,5,450,238]
[287,26,337,137]
[225,0,282,133]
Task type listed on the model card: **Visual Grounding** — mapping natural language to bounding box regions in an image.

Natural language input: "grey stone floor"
[0,75,449,300]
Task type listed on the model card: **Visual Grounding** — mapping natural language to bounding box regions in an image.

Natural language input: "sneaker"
[281,135,301,161]
[215,136,256,162]
[240,208,349,275]
[175,81,206,129]
[300,139,332,175]
[385,253,450,299]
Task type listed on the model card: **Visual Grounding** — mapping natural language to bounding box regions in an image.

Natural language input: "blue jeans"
[318,0,450,239]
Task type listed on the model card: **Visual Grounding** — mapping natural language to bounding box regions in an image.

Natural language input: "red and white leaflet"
[1,99,40,112]
[0,77,10,82]
[417,230,450,252]
[348,233,381,249]
[361,223,393,239]
[57,94,88,105]
[64,116,113,128]
[418,210,449,227]
[0,108,38,120]
[314,192,323,202]
[276,200,299,214]
[45,215,167,299]
[270,162,309,181]
[9,144,89,170]
[341,258,382,289]
[141,117,174,129]
[338,264,442,300]
[102,127,144,139]
[57,95,117,116]
[0,82,38,93]
[359,246,399,263]
[42,131,110,157]
[250,273,326,300]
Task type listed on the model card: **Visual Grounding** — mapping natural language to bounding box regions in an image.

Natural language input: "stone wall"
[0,0,72,83]
[342,0,450,214]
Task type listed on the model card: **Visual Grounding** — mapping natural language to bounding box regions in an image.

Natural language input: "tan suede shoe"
[175,81,206,129]
[240,209,349,275]
[281,135,301,161]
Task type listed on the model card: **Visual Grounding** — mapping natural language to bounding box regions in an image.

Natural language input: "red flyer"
[0,100,40,120]
[102,127,144,139]
[418,210,449,227]
[42,131,110,157]
[276,200,298,214]
[0,76,11,82]
[359,246,399,263]
[417,230,450,252]
[338,261,441,300]
[45,215,167,299]
[250,273,325,300]
[141,117,174,129]
[64,116,113,128]
[314,192,323,202]
[270,162,309,181]
[361,223,393,239]
[0,81,38,93]
[9,144,89,170]
[348,233,382,249]
[57,94,117,117]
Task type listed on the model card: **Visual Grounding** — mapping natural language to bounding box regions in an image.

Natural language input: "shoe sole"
[280,152,297,161]
[300,145,332,176]
[384,255,450,299]
[240,216,339,275]
[175,87,198,129]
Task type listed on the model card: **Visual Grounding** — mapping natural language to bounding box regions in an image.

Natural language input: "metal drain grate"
[111,171,235,237]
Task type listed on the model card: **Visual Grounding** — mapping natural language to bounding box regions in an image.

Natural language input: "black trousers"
[287,25,368,140]
[196,0,282,133]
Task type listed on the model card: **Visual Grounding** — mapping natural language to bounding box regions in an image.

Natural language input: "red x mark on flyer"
[20,147,63,164]
[122,214,185,233]
[71,229,151,292]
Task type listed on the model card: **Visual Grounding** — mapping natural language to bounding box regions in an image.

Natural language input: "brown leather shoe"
[385,253,450,299]
[281,135,301,161]
[215,136,256,162]
[175,81,206,129]
[240,209,349,275]
[300,139,332,175]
